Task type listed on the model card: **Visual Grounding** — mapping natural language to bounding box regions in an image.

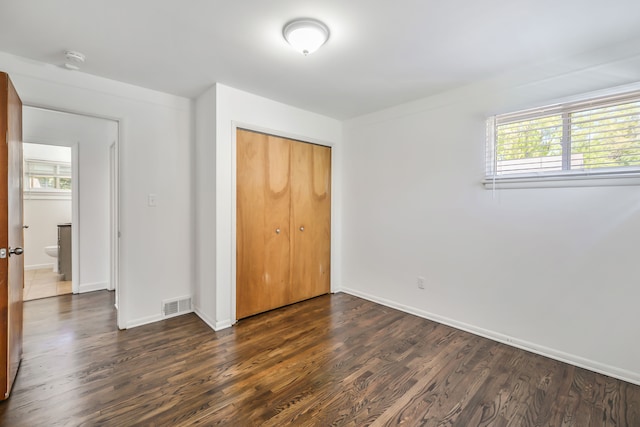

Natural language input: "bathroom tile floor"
[23,268,72,301]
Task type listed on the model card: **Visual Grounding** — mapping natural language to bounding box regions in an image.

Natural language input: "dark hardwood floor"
[0,291,638,426]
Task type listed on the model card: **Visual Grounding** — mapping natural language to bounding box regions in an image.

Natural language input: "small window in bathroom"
[25,160,72,191]
[23,143,72,200]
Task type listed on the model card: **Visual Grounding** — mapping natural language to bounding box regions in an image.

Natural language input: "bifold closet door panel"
[236,130,291,319]
[290,141,331,301]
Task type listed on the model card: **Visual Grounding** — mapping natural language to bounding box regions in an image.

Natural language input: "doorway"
[21,106,120,318]
[22,143,73,300]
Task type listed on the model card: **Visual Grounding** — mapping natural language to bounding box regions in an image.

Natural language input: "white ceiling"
[1,0,640,119]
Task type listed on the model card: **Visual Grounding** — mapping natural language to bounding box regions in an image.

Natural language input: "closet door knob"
[275,228,281,234]
[299,226,304,232]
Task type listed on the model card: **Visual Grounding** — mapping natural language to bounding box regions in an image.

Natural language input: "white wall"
[23,109,114,292]
[341,43,640,385]
[23,143,71,162]
[194,83,342,330]
[194,86,217,327]
[0,51,193,328]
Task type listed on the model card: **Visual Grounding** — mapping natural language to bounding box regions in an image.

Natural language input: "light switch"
[148,193,157,207]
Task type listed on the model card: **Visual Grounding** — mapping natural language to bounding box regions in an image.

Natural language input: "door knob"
[23,225,29,229]
[9,247,23,256]
[299,226,304,232]
[275,228,281,234]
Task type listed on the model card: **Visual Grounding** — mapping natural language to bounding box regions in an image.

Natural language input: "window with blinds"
[486,91,640,182]
[25,159,72,192]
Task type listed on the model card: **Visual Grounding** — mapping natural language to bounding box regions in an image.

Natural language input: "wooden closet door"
[290,141,331,301]
[236,130,291,319]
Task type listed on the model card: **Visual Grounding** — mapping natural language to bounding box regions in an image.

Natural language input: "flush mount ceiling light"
[64,50,85,70]
[283,18,330,56]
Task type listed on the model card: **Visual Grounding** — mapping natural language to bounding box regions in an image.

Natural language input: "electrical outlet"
[417,276,425,289]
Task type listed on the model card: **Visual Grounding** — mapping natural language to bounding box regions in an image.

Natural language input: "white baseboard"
[25,263,54,271]
[194,306,217,331]
[338,286,640,387]
[214,319,233,331]
[191,302,234,331]
[79,281,108,293]
[194,306,233,331]
[128,306,196,329]
[126,314,163,329]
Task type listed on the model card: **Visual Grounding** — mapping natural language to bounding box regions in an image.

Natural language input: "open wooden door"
[0,72,24,400]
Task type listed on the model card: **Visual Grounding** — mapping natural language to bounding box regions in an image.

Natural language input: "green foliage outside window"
[494,100,640,174]
[25,160,72,191]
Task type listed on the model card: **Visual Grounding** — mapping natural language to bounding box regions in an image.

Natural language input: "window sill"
[24,191,72,201]
[482,172,640,189]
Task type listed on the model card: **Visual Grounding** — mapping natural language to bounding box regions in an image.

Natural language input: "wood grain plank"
[1,291,639,426]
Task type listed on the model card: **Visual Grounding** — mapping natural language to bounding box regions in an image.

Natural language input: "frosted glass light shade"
[283,19,329,55]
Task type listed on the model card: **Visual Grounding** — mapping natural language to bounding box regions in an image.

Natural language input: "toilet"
[44,245,59,273]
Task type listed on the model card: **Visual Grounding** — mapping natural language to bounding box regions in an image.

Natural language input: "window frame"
[484,88,640,189]
[24,158,72,200]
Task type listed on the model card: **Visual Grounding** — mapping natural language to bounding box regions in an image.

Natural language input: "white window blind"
[24,159,72,192]
[486,90,640,183]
